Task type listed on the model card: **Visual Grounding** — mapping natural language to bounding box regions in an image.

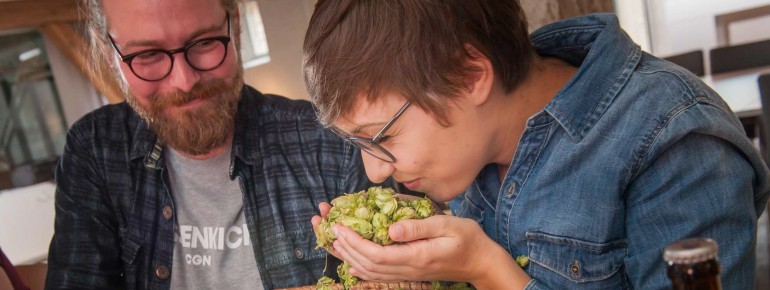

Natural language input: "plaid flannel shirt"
[45,86,372,289]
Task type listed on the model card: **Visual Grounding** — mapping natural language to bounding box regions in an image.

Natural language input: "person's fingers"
[333,226,417,281]
[319,202,332,217]
[389,216,447,242]
[311,215,323,234]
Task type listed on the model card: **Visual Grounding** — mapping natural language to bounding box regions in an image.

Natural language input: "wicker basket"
[276,281,434,290]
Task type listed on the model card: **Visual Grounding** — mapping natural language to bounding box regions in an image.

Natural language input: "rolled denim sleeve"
[624,130,764,289]
[45,121,124,290]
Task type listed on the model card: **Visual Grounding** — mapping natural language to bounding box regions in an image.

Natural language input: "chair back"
[759,74,770,164]
[0,246,30,290]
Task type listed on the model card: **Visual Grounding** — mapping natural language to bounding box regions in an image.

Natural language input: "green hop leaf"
[316,276,334,290]
[378,198,398,217]
[410,198,434,218]
[354,206,374,221]
[372,227,392,245]
[371,212,391,229]
[315,219,336,249]
[326,207,343,222]
[516,255,529,268]
[331,193,361,211]
[337,262,358,289]
[338,216,373,240]
[392,207,418,222]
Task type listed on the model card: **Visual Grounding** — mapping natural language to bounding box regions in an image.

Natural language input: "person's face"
[103,0,243,155]
[333,94,492,202]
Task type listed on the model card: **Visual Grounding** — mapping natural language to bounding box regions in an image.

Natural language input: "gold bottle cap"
[663,238,719,264]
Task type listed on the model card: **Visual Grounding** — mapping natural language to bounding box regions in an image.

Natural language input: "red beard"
[128,75,243,156]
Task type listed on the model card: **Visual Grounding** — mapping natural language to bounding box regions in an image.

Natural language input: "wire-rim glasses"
[332,101,412,163]
[108,12,231,82]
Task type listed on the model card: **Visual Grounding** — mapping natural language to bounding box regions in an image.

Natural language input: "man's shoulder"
[67,102,143,143]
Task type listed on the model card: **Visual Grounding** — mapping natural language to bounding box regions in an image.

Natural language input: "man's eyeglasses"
[332,101,412,163]
[108,12,231,82]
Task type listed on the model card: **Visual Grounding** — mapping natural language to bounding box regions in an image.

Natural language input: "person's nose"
[165,54,201,92]
[361,152,396,184]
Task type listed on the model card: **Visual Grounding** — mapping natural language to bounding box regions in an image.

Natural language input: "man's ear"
[462,44,494,106]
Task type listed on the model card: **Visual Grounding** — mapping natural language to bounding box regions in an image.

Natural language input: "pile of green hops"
[315,186,434,252]
[316,187,472,290]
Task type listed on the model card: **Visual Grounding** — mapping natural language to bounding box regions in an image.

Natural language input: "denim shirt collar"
[531,13,642,142]
[128,85,262,175]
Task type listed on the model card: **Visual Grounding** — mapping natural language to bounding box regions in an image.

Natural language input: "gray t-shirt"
[166,147,264,290]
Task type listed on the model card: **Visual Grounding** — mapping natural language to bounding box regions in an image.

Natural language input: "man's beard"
[127,71,244,156]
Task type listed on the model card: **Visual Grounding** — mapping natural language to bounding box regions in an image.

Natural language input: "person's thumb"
[389,217,441,242]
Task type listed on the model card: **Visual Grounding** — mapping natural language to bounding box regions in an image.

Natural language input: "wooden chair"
[0,246,47,290]
[0,246,30,290]
[759,73,770,287]
[663,50,705,77]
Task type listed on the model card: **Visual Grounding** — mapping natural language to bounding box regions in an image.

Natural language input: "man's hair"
[80,0,240,86]
[303,0,534,126]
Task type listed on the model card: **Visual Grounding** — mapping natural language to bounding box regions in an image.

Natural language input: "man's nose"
[165,55,201,92]
[361,152,396,184]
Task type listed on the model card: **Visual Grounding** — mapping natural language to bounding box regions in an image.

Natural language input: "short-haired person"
[44,0,372,289]
[303,1,770,289]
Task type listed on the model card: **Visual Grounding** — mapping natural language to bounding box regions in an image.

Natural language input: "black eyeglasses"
[332,101,411,163]
[108,12,231,82]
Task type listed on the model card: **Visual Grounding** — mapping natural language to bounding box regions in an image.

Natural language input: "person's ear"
[462,44,494,106]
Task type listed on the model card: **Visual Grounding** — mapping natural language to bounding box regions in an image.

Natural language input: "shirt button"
[155,265,170,279]
[294,248,304,259]
[570,261,580,277]
[506,183,517,197]
[162,205,173,220]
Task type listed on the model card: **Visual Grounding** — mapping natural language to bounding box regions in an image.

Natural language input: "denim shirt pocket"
[526,231,628,289]
[289,229,327,263]
[264,229,327,271]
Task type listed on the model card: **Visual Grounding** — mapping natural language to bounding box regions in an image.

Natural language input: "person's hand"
[330,215,531,289]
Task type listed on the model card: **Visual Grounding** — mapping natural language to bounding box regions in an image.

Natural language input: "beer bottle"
[663,237,722,290]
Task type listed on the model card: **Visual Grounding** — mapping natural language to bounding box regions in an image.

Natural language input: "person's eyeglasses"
[332,101,411,163]
[108,12,231,82]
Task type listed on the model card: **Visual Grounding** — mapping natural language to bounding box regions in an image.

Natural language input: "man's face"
[103,0,243,156]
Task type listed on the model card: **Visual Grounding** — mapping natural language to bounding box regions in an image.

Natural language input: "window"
[0,29,65,189]
[239,1,271,68]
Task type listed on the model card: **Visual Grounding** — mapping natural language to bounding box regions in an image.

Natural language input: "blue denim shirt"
[45,86,372,289]
[451,14,770,289]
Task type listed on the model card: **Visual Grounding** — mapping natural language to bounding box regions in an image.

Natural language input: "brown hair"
[80,0,240,86]
[303,0,534,126]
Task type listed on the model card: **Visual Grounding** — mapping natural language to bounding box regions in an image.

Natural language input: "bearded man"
[44,0,371,289]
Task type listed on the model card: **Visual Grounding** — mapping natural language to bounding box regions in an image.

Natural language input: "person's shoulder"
[67,102,141,142]
[632,53,718,102]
